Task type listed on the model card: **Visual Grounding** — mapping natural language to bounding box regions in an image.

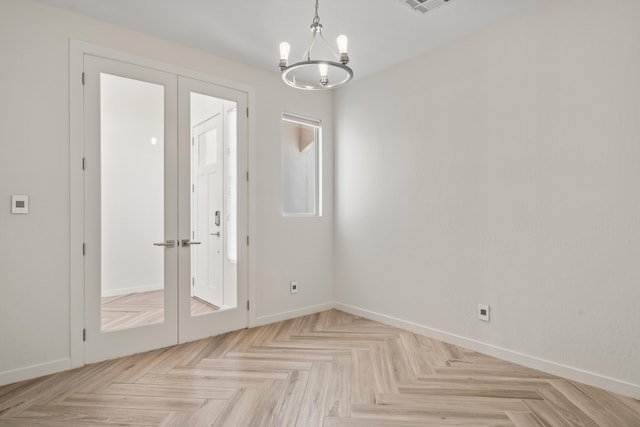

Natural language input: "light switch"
[11,195,29,214]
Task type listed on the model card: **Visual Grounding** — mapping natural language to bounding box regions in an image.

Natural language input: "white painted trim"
[0,359,71,387]
[254,302,335,327]
[69,39,85,369]
[101,283,164,298]
[70,40,253,95]
[334,302,640,400]
[247,90,257,328]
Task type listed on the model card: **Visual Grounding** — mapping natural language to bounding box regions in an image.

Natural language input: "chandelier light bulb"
[337,35,348,54]
[319,63,329,77]
[319,62,329,86]
[337,35,349,64]
[279,42,290,69]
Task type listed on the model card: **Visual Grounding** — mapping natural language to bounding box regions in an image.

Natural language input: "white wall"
[0,0,334,384]
[334,0,640,395]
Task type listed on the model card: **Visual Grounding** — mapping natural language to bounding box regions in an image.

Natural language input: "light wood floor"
[102,290,217,332]
[1,310,638,426]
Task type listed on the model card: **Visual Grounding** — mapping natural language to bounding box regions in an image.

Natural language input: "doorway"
[81,54,248,363]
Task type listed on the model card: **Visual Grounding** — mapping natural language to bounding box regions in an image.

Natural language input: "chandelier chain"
[312,0,320,27]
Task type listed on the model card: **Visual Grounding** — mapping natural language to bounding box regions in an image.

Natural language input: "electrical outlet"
[290,281,298,294]
[11,195,29,214]
[478,304,490,322]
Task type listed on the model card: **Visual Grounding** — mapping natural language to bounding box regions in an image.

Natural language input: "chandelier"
[278,0,353,90]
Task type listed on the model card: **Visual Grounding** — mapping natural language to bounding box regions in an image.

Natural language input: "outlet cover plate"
[290,281,298,294]
[11,195,29,214]
[478,304,490,322]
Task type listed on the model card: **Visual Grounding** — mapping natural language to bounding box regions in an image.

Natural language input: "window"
[281,113,321,216]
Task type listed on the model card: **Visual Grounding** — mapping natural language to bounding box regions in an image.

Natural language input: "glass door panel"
[99,73,166,332]
[178,77,248,343]
[84,55,178,363]
[189,94,237,317]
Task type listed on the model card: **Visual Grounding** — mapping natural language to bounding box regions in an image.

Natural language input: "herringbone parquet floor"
[0,310,638,426]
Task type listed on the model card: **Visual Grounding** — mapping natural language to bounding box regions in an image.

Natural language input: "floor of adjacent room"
[101,290,218,332]
[0,310,638,426]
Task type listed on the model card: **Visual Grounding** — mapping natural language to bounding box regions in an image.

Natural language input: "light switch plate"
[11,195,29,214]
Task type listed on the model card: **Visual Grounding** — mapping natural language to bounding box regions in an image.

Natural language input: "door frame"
[69,40,256,368]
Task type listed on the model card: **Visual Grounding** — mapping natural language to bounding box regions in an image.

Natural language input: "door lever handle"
[153,240,175,248]
[210,232,220,237]
[181,239,202,247]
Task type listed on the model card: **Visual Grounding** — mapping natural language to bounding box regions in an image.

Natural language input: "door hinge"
[247,300,250,310]
[82,243,86,256]
[192,277,195,287]
[246,235,249,246]
[192,184,195,193]
[82,157,85,170]
[81,72,85,86]
[246,107,249,117]
[82,328,86,341]
[246,171,249,182]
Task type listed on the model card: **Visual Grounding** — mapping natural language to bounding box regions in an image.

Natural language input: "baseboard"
[334,302,640,400]
[0,358,71,387]
[254,302,335,327]
[101,283,164,298]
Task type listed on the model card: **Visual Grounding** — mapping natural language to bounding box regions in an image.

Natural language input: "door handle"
[153,240,175,248]
[210,232,220,237]
[181,239,202,247]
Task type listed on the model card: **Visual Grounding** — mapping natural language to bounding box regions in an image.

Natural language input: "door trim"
[69,39,255,368]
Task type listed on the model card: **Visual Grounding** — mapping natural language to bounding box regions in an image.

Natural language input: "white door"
[83,55,178,363]
[83,54,249,362]
[178,76,249,344]
[192,114,224,307]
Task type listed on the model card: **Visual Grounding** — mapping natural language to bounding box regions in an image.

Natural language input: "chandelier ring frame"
[280,59,353,90]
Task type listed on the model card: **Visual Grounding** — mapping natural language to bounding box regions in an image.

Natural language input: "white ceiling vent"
[401,0,452,14]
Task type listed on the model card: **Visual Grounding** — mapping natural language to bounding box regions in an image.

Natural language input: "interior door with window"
[83,55,178,363]
[178,76,248,343]
[192,113,224,308]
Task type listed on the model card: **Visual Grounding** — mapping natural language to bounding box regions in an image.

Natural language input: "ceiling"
[34,0,548,80]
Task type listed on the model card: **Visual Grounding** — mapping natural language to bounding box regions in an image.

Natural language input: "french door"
[83,55,248,363]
